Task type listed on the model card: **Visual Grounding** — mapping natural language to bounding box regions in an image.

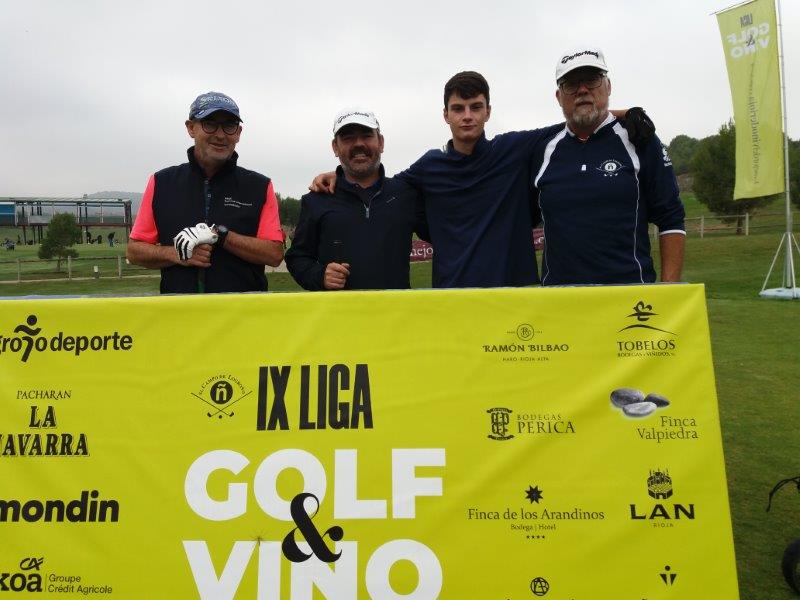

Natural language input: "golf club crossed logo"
[192,379,251,419]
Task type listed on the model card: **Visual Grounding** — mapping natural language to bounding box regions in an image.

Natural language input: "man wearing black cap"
[286,108,426,290]
[532,48,685,285]
[127,91,284,293]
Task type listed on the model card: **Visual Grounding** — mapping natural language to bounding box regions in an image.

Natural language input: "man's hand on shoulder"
[620,107,655,147]
[310,171,337,194]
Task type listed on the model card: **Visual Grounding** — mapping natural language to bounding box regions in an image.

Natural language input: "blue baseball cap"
[189,91,242,122]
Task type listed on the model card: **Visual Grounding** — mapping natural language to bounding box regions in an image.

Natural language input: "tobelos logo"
[487,407,514,441]
[619,301,675,335]
[0,315,133,363]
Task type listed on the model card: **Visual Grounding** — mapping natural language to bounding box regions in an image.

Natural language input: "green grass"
[656,233,800,600]
[1,234,799,598]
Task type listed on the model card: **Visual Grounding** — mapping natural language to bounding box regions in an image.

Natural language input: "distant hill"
[87,191,143,214]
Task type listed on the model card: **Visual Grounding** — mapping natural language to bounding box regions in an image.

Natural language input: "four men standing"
[129,49,685,294]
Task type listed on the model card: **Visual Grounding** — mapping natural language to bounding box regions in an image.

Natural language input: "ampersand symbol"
[281,493,344,563]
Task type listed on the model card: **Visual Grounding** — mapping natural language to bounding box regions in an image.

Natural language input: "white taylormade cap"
[555,47,608,81]
[332,107,380,135]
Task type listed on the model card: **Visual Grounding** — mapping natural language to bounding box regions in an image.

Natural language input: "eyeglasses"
[198,120,239,135]
[558,74,606,95]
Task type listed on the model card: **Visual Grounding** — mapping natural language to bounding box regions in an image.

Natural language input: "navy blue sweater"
[397,127,561,288]
[533,116,685,285]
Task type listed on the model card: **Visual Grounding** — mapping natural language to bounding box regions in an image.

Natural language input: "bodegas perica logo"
[615,301,678,358]
[0,315,134,363]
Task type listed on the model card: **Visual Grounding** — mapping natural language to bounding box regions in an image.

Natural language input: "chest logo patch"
[597,159,624,177]
[662,145,673,167]
[223,197,253,208]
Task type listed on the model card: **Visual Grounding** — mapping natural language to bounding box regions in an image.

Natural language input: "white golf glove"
[174,222,218,261]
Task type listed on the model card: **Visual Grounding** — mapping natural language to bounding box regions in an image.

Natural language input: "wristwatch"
[215,224,229,248]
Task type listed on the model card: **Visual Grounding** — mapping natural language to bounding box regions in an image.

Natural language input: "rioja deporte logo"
[487,407,514,441]
[0,315,134,363]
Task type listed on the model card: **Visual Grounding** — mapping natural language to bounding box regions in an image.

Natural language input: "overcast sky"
[1,0,797,200]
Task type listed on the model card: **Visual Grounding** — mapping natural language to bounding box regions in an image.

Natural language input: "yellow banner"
[1,286,738,599]
[717,0,784,199]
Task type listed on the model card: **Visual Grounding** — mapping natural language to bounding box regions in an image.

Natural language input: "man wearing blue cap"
[127,91,285,293]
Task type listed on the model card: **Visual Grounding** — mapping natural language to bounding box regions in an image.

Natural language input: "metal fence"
[0,256,152,283]
[0,255,291,283]
[1,210,797,283]
[651,210,798,238]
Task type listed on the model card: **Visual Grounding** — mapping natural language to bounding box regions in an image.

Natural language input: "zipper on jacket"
[363,189,382,219]
[204,179,212,222]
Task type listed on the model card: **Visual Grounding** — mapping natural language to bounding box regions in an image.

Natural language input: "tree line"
[668,123,799,231]
[32,125,800,268]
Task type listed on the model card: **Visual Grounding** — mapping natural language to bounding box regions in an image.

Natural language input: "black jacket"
[153,148,271,293]
[286,166,427,290]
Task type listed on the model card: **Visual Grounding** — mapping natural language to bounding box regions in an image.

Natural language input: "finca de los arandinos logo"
[0,315,133,363]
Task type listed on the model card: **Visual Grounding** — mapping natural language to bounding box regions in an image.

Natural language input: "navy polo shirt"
[533,115,685,285]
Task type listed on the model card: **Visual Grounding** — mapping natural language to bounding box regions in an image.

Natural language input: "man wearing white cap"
[286,108,427,290]
[127,91,285,293]
[532,48,685,285]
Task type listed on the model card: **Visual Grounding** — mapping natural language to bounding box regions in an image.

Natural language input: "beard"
[565,92,609,133]
[342,151,381,180]
[570,105,602,130]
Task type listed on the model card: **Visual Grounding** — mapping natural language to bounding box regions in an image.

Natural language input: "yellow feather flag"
[717,0,784,199]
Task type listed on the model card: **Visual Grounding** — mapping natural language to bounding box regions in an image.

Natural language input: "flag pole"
[760,0,798,298]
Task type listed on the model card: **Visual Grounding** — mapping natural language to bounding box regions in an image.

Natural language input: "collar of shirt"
[187,147,239,177]
[445,132,489,159]
[565,112,615,140]
[336,164,385,196]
